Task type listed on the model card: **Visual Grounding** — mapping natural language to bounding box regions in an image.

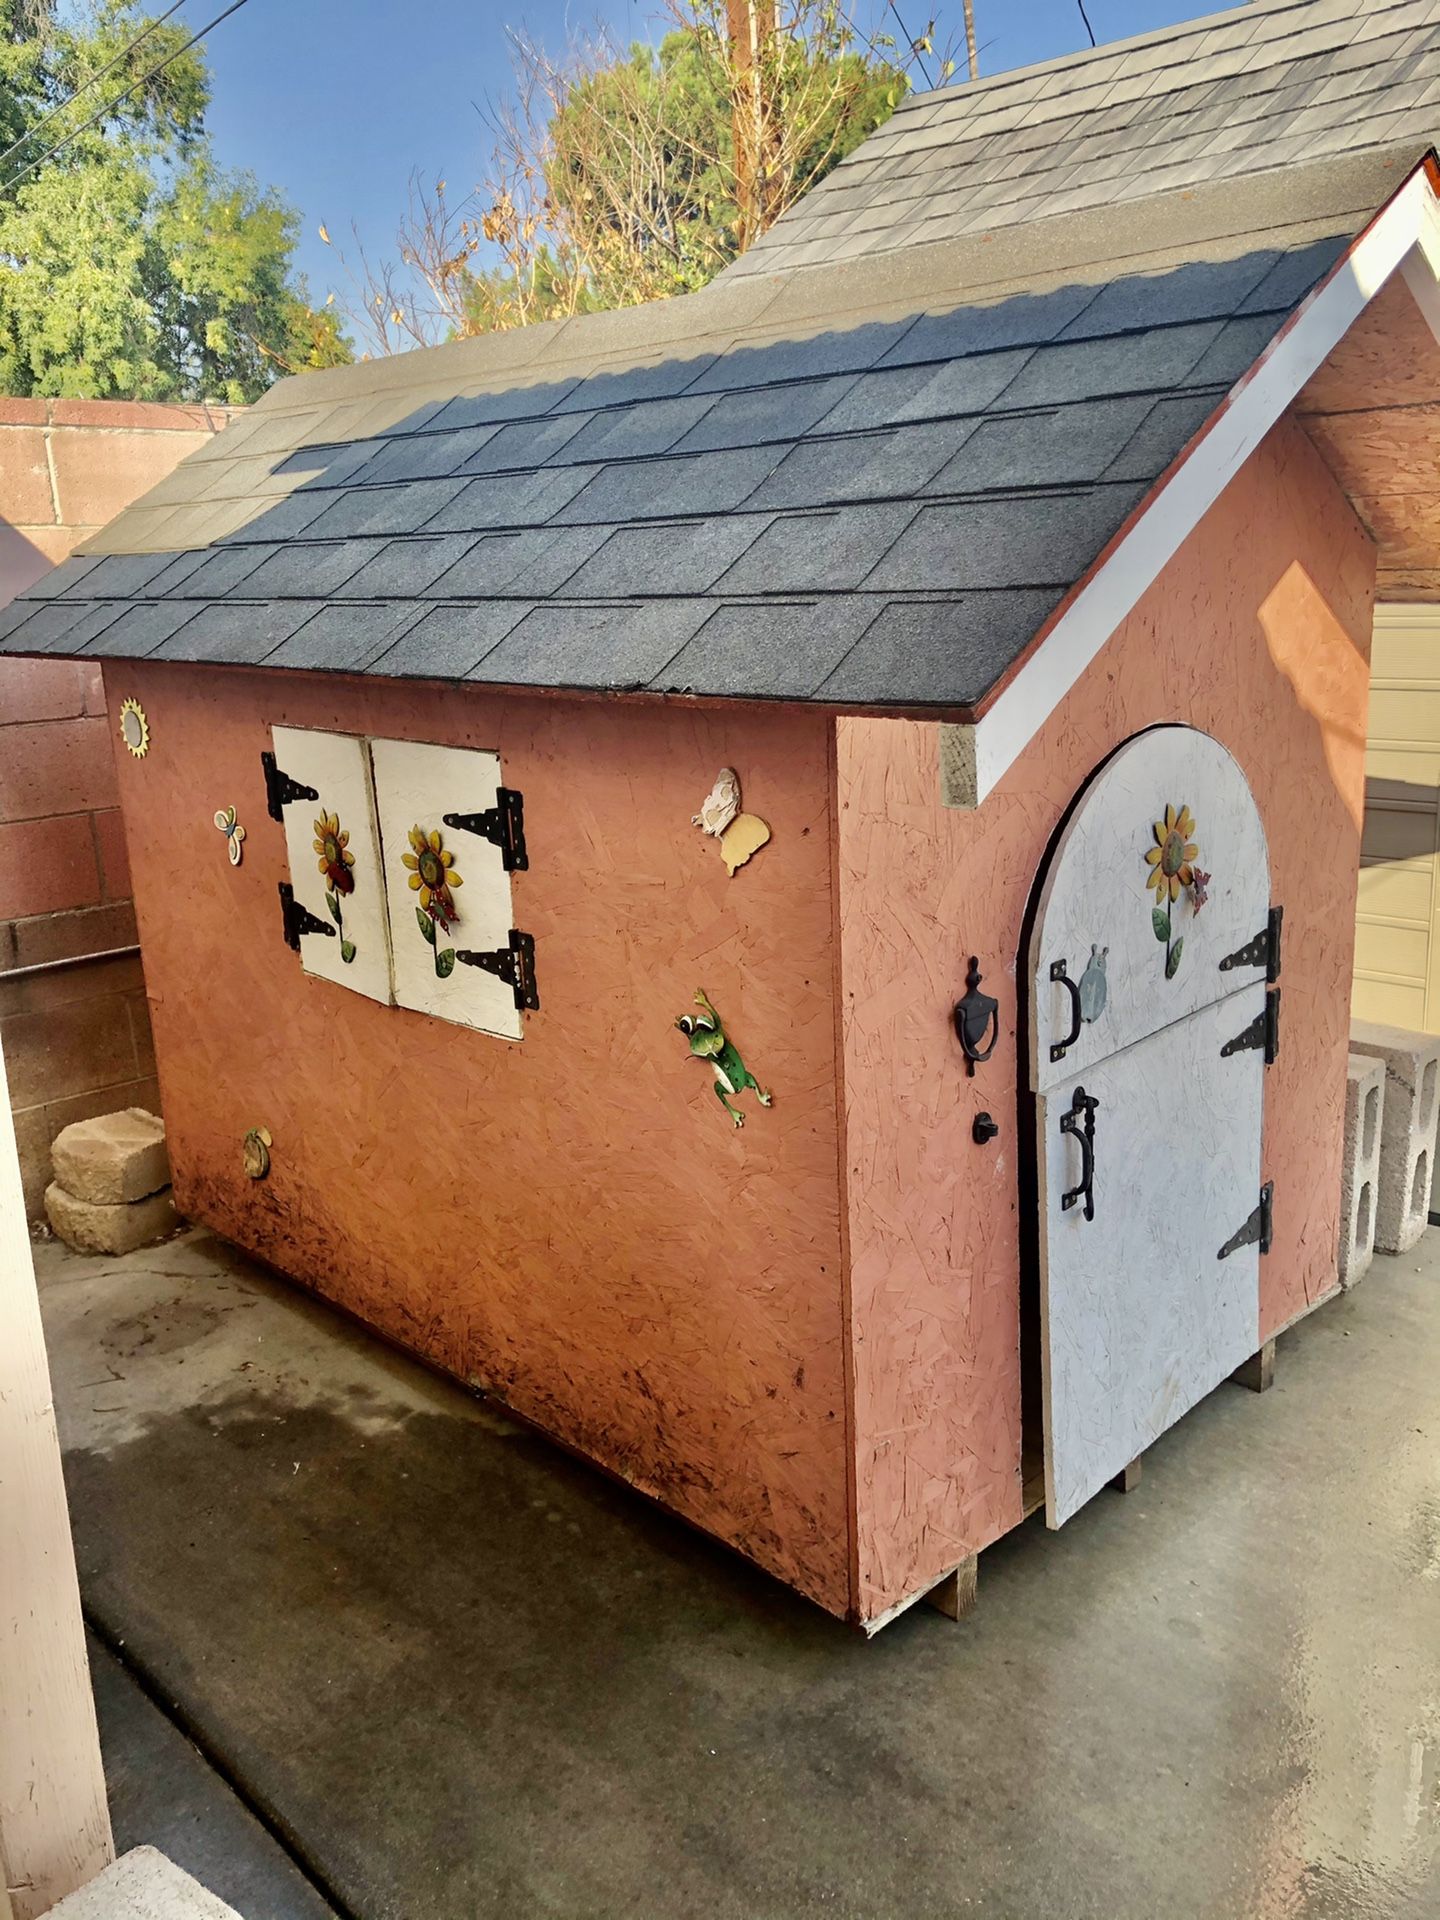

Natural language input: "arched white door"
[1028,727,1275,1528]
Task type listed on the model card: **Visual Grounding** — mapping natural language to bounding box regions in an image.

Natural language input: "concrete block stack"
[1338,1052,1384,1287]
[44,1106,177,1254]
[1349,1020,1440,1255]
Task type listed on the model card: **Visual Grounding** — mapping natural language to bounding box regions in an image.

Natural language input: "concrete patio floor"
[36,1225,1440,1920]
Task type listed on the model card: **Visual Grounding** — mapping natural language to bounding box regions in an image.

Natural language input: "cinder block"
[1349,1020,1440,1254]
[46,1845,243,1918]
[45,1179,177,1254]
[51,1106,168,1203]
[1339,1052,1384,1287]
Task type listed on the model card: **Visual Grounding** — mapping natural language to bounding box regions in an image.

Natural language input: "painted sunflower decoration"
[1143,803,1203,980]
[314,810,358,964]
[404,825,463,978]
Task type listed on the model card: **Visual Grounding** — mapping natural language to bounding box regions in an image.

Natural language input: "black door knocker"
[953,956,1000,1076]
[1059,1086,1099,1222]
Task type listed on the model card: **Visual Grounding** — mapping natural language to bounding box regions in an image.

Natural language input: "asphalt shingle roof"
[0,0,1434,715]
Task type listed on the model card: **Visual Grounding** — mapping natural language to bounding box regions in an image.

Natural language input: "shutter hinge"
[455,929,538,1011]
[1221,988,1280,1064]
[443,789,528,873]
[1218,1181,1273,1260]
[262,751,320,822]
[279,882,336,952]
[1219,903,1283,983]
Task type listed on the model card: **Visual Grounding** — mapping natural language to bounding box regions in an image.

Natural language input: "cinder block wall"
[0,397,240,1214]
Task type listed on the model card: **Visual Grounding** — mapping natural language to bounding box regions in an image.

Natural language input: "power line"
[1077,1,1097,47]
[2,0,251,195]
[887,2,937,90]
[0,0,190,171]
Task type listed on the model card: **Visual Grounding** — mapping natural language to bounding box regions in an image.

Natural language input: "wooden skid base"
[1231,1338,1276,1394]
[922,1553,979,1622]
[1110,1455,1143,1493]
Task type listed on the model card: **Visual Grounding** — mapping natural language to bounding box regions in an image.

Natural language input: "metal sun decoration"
[1143,803,1208,980]
[675,989,772,1129]
[118,698,149,758]
[213,806,246,865]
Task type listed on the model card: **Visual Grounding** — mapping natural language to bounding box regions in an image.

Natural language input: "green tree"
[0,0,348,401]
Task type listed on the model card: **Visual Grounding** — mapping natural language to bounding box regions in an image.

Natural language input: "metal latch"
[279,882,336,952]
[1221,989,1280,1064]
[262,751,320,822]
[444,789,528,872]
[455,929,538,1010]
[1219,904,1283,983]
[1218,1182,1273,1260]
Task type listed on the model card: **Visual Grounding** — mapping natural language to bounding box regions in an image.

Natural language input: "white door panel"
[369,736,523,1041]
[1037,985,1265,1527]
[272,725,393,1005]
[1031,728,1270,1093]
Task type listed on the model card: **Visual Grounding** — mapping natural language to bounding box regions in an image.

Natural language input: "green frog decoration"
[675,989,772,1129]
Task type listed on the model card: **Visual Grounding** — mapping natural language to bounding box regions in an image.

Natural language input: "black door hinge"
[1218,1181,1273,1260]
[443,789,528,872]
[1221,988,1280,1064]
[455,929,538,1010]
[279,882,336,952]
[262,751,320,822]
[1219,903,1283,983]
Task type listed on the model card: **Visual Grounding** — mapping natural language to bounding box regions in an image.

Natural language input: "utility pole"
[726,0,779,250]
[964,0,979,81]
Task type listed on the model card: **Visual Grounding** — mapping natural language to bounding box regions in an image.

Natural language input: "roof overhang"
[940,153,1440,810]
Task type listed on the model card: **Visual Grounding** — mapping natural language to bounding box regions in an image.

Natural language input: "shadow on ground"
[37,1229,1440,1920]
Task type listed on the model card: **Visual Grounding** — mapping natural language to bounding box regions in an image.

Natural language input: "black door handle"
[1050,958,1083,1063]
[1059,1086,1098,1221]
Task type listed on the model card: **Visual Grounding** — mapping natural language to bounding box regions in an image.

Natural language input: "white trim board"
[944,161,1440,810]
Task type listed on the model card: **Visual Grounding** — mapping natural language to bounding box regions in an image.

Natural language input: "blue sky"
[198,0,1245,308]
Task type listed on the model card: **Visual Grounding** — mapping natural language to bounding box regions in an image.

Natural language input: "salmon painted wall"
[837,414,1376,1624]
[106,661,852,1615]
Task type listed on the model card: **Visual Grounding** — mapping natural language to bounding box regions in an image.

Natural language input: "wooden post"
[963,0,979,81]
[726,0,779,250]
[1232,1339,1276,1394]
[0,1031,112,1918]
[1110,1456,1143,1493]
[922,1554,979,1622]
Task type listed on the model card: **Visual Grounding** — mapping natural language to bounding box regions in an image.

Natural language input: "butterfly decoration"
[214,805,246,866]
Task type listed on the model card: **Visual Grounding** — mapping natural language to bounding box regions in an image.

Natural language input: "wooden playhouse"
[7,0,1440,1631]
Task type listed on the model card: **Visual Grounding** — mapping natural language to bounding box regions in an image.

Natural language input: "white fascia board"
[960,163,1440,808]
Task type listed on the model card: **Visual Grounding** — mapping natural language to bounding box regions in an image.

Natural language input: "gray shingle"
[1104,391,1223,481]
[552,355,719,412]
[866,484,1146,592]
[424,528,586,597]
[160,544,278,599]
[685,320,916,392]
[878,286,1100,366]
[85,601,202,658]
[219,488,336,544]
[814,349,1033,435]
[746,421,978,511]
[813,590,1064,705]
[712,504,918,594]
[349,426,502,486]
[554,446,786,525]
[456,412,594,474]
[265,603,420,671]
[142,550,217,597]
[0,597,111,654]
[424,379,579,433]
[331,535,479,600]
[559,517,770,597]
[503,525,615,596]
[1185,312,1286,385]
[997,320,1227,410]
[150,600,325,664]
[226,541,379,599]
[1056,251,1281,337]
[553,394,718,465]
[474,600,711,689]
[420,466,598,535]
[653,597,883,698]
[302,479,470,541]
[17,555,102,600]
[61,550,183,599]
[368,602,533,679]
[923,394,1158,493]
[670,376,857,454]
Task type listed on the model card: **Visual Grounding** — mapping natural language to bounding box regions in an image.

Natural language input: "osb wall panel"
[110,662,851,1616]
[838,414,1376,1623]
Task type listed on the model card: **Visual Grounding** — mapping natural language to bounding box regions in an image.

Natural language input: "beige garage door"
[1354,604,1440,1032]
